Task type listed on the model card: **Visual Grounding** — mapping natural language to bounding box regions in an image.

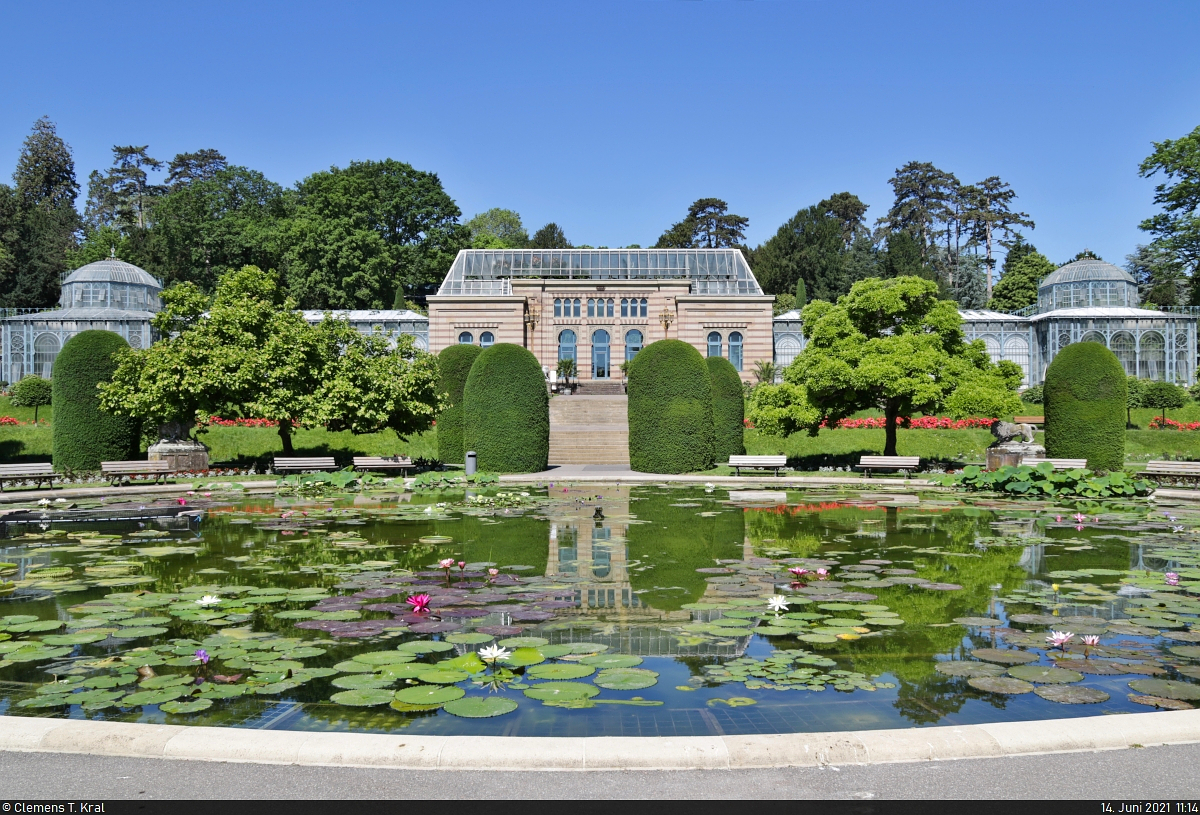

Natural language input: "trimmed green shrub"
[462,343,548,473]
[1019,385,1043,405]
[627,339,714,473]
[436,344,484,465]
[1043,342,1126,471]
[706,356,745,460]
[9,375,52,423]
[52,330,140,472]
[1143,380,1188,427]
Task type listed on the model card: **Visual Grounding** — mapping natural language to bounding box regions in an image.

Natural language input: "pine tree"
[530,223,572,249]
[166,149,227,189]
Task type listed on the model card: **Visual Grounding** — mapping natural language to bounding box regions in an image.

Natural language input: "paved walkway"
[500,464,925,488]
[2,743,1196,799]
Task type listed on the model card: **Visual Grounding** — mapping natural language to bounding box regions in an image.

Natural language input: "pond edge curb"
[1,710,1198,770]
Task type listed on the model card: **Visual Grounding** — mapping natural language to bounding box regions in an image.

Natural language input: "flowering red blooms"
[1149,417,1200,431]
[819,416,997,430]
[201,417,279,427]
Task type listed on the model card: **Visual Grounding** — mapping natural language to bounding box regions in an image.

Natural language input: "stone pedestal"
[148,439,209,472]
[986,442,1045,470]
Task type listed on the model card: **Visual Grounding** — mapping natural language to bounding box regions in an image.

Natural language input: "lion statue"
[990,420,1036,446]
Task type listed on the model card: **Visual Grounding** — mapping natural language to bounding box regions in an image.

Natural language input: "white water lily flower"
[195,595,222,607]
[767,595,790,613]
[54,498,66,503]
[520,492,529,497]
[478,644,511,662]
[704,483,715,489]
[37,498,51,507]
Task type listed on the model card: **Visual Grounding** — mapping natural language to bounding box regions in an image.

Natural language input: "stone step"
[548,393,630,465]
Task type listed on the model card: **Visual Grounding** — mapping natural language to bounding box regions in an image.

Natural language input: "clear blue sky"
[2,1,1198,267]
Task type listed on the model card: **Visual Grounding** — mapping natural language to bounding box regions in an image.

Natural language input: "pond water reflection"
[0,484,1197,736]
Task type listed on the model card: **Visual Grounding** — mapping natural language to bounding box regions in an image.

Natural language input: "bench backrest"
[102,460,172,472]
[728,455,787,466]
[859,456,921,466]
[0,463,56,475]
[1013,416,1045,424]
[1145,461,1200,471]
[274,457,337,467]
[352,456,413,465]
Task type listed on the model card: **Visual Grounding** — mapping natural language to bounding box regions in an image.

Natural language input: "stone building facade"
[427,249,774,382]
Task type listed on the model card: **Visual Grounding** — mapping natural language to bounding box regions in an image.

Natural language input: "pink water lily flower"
[1166,572,1181,586]
[788,567,809,578]
[1072,513,1087,524]
[1055,515,1062,523]
[815,568,829,580]
[406,594,431,613]
[438,558,456,569]
[1046,630,1074,652]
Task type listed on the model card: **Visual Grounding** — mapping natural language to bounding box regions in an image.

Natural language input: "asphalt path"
[1,743,1197,799]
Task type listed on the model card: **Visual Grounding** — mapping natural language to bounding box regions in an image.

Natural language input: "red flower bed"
[820,416,996,430]
[0,416,44,425]
[202,417,279,428]
[1149,417,1200,431]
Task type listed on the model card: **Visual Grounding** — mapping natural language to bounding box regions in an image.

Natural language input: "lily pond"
[2,482,1200,737]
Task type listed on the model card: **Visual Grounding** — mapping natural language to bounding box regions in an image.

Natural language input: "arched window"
[981,336,1001,364]
[1140,331,1166,380]
[554,298,562,318]
[606,298,614,317]
[33,333,59,379]
[480,331,495,348]
[728,331,743,371]
[587,298,596,318]
[639,298,648,317]
[1176,332,1191,384]
[625,329,643,362]
[1110,332,1136,376]
[707,331,722,358]
[458,331,474,344]
[573,298,581,318]
[620,298,629,317]
[776,336,801,372]
[558,329,577,365]
[1004,336,1030,384]
[1080,331,1105,345]
[592,329,610,379]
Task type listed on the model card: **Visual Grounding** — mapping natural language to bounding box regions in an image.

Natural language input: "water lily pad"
[1007,665,1084,684]
[416,669,469,684]
[580,654,643,669]
[198,684,247,699]
[7,620,64,632]
[114,626,169,638]
[160,698,214,714]
[397,640,455,654]
[121,688,188,706]
[1034,685,1109,704]
[330,688,395,706]
[393,684,465,704]
[1128,694,1194,710]
[966,676,1036,694]
[498,637,549,648]
[953,617,1003,627]
[594,668,659,690]
[502,647,546,667]
[389,700,444,712]
[445,632,494,644]
[442,696,517,718]
[935,661,1005,678]
[1127,679,1200,700]
[354,651,417,666]
[332,674,396,690]
[40,632,109,646]
[523,682,599,701]
[527,663,595,681]
[1168,645,1200,659]
[971,648,1038,665]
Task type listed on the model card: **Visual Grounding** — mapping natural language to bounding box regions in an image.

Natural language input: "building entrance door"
[592,329,610,379]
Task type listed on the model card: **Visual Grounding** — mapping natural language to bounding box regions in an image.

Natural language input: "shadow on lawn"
[783,450,970,473]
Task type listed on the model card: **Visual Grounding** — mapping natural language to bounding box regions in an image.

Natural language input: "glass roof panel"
[437,249,764,295]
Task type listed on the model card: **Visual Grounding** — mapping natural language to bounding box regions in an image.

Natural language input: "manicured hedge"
[436,344,484,465]
[462,343,548,473]
[627,339,714,473]
[52,330,140,472]
[706,356,745,460]
[1044,341,1126,471]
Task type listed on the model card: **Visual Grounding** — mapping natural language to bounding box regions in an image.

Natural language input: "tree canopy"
[1139,124,1200,286]
[465,208,528,248]
[654,198,748,248]
[98,265,441,454]
[988,251,1055,312]
[753,204,846,300]
[530,222,572,248]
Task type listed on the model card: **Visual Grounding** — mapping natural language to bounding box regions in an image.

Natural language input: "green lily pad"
[393,684,465,704]
[442,696,517,718]
[354,651,417,666]
[330,688,396,706]
[333,660,375,673]
[594,668,659,690]
[121,688,188,706]
[40,632,109,646]
[1007,665,1084,684]
[863,617,904,626]
[1168,645,1200,659]
[197,684,248,699]
[501,647,546,667]
[971,648,1039,665]
[331,674,396,690]
[797,634,837,644]
[376,664,434,680]
[1128,694,1194,710]
[580,654,644,669]
[416,669,469,684]
[1127,679,1200,700]
[523,682,599,701]
[7,620,65,633]
[498,637,549,648]
[934,661,1006,678]
[115,626,169,638]
[527,663,595,681]
[445,632,494,645]
[397,640,454,654]
[967,676,1035,694]
[160,698,214,714]
[390,700,445,712]
[1034,685,1110,704]
[138,674,194,689]
[253,680,302,695]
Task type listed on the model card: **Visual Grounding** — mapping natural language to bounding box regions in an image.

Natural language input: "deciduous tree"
[1139,125,1200,286]
[465,208,528,248]
[988,251,1055,312]
[530,222,572,249]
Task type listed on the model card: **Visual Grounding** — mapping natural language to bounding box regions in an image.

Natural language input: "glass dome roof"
[1038,258,1134,290]
[63,258,162,289]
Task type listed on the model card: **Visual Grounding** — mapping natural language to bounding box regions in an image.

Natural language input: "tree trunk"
[278,419,295,455]
[33,405,38,424]
[985,221,994,297]
[883,403,899,457]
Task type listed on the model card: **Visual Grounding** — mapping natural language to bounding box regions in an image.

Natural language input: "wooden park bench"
[1143,461,1200,483]
[101,460,173,487]
[1013,416,1045,426]
[728,455,788,476]
[273,456,338,474]
[857,455,921,477]
[0,463,59,492]
[353,456,415,474]
[1023,458,1088,470]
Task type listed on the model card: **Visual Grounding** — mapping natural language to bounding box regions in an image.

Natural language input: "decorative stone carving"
[990,421,1036,446]
[986,420,1044,469]
[148,425,209,472]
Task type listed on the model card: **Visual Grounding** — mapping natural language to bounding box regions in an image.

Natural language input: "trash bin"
[465,451,477,476]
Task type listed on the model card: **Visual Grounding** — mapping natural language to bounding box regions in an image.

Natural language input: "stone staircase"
[549,394,629,465]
